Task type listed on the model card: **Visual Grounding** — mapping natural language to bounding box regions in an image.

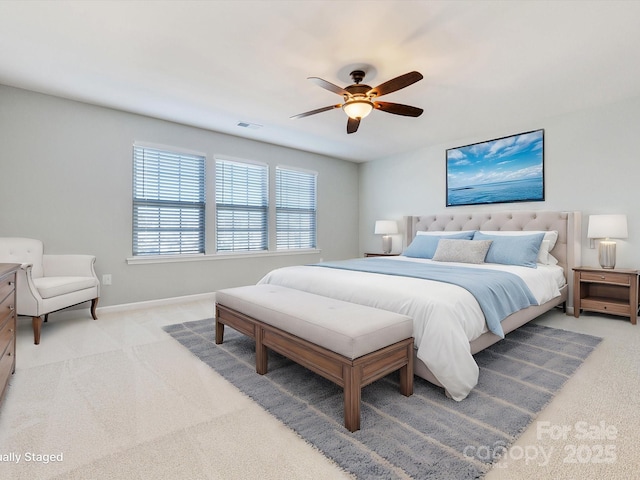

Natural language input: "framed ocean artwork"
[446,129,544,207]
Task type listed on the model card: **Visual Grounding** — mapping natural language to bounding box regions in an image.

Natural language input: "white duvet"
[258,256,565,401]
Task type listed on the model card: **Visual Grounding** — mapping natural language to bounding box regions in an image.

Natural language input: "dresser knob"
[600,275,605,279]
[9,305,14,311]
[8,281,14,286]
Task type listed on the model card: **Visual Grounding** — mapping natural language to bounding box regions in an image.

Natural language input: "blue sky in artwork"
[447,130,543,189]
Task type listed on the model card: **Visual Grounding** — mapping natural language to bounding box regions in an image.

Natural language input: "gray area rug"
[164,319,601,479]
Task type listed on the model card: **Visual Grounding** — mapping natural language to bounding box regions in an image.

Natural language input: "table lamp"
[587,214,628,269]
[374,220,398,254]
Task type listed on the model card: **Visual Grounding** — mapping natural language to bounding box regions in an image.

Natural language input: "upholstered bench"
[215,284,414,432]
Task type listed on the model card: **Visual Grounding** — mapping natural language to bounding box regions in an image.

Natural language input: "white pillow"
[539,239,559,265]
[535,239,558,265]
[479,230,558,265]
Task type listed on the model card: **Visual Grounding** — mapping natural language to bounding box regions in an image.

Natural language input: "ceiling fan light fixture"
[342,99,374,120]
[293,69,423,133]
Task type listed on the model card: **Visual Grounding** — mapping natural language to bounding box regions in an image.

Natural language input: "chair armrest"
[17,263,43,314]
[43,254,98,278]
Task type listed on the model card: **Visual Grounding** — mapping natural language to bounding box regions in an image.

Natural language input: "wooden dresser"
[0,263,19,406]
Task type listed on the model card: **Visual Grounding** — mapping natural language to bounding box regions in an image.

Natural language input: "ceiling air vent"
[237,122,262,130]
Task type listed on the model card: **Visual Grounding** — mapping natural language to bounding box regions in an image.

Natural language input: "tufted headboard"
[404,211,581,283]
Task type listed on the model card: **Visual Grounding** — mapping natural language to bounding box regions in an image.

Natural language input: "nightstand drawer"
[580,299,631,316]
[579,271,631,286]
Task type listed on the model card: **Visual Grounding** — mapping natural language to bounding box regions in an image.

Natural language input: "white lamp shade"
[587,214,628,239]
[374,220,398,235]
[343,100,374,119]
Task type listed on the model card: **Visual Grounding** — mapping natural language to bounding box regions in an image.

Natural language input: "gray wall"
[0,85,359,307]
[359,94,640,270]
[5,81,639,308]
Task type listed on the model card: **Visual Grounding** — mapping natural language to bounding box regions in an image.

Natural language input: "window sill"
[126,249,322,265]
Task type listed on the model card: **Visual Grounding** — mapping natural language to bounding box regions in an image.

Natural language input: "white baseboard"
[97,292,216,314]
[97,293,575,319]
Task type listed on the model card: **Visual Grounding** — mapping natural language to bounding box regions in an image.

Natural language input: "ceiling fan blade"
[290,104,342,119]
[367,71,423,97]
[308,77,349,96]
[346,117,360,134]
[375,101,424,117]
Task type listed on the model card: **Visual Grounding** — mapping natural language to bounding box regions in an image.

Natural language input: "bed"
[256,210,581,401]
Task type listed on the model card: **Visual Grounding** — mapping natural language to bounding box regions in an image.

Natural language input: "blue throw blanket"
[311,258,538,338]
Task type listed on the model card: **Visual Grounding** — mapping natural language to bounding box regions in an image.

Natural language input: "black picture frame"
[446,129,545,207]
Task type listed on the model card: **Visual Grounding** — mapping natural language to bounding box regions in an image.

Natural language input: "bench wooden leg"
[344,364,362,433]
[255,326,268,375]
[215,319,224,344]
[399,343,414,397]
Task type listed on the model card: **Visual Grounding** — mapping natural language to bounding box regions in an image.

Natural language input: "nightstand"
[364,253,400,258]
[573,266,639,324]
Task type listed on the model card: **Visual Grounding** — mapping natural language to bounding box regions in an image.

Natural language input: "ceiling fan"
[291,69,424,134]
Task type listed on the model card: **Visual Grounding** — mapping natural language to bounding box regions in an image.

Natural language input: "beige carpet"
[0,300,638,479]
[486,311,640,480]
[0,301,350,480]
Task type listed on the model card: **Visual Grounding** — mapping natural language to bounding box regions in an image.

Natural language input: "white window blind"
[132,145,205,256]
[276,167,317,249]
[216,159,268,251]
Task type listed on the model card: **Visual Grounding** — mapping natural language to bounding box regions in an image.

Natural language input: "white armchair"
[0,238,100,344]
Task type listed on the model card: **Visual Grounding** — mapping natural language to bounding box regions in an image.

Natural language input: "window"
[216,159,268,252]
[276,166,317,249]
[132,145,205,256]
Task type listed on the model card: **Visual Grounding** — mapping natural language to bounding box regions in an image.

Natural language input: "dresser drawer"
[0,293,15,328]
[579,271,631,285]
[0,315,15,356]
[0,337,15,396]
[0,272,15,304]
[0,264,18,407]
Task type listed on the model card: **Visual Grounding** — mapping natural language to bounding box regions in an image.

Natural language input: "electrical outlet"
[102,274,112,286]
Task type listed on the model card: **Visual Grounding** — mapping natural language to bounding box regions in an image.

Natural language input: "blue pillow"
[403,231,475,259]
[473,231,545,268]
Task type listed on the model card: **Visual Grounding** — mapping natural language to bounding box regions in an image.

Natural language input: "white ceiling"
[1,1,640,162]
